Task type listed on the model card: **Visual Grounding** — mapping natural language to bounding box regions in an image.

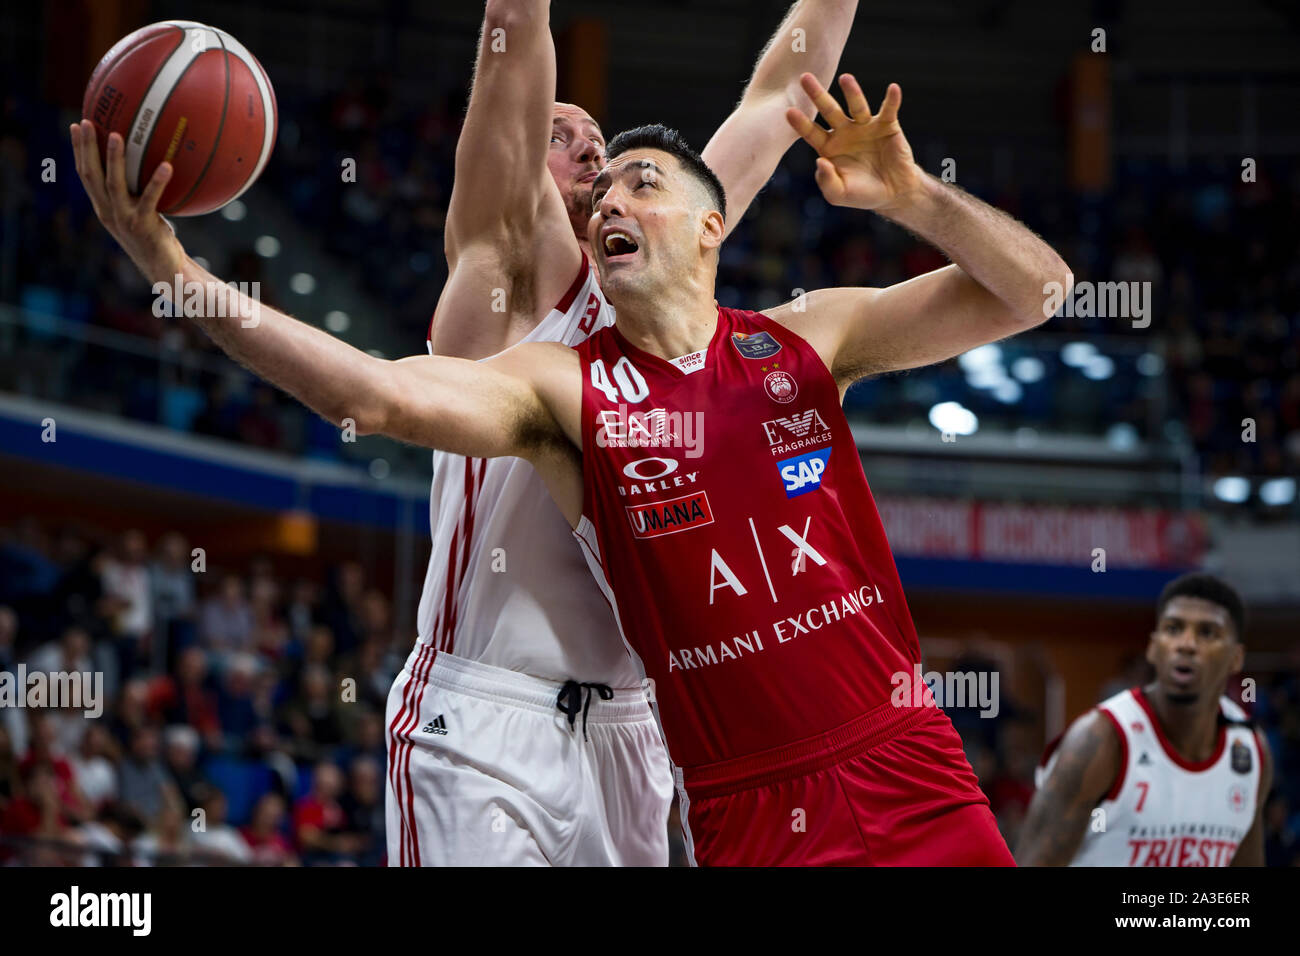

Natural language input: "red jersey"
[574,306,923,768]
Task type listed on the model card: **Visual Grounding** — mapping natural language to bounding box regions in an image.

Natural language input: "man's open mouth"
[1171,663,1197,683]
[603,230,640,261]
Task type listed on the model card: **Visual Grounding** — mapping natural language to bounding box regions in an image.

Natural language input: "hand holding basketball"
[71,120,185,286]
[786,73,922,212]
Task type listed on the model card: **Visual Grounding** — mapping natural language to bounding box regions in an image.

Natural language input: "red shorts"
[680,699,1015,866]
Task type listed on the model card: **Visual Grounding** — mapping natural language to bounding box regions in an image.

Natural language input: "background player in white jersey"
[1016,573,1272,866]
[390,0,860,865]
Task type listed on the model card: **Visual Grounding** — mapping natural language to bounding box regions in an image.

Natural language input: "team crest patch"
[1231,739,1252,774]
[731,330,782,360]
[1227,784,1248,813]
[763,370,798,404]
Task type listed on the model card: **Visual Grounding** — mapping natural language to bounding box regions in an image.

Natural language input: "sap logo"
[778,448,831,497]
[626,491,714,539]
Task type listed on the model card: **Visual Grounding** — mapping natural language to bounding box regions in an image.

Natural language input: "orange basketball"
[82,20,277,217]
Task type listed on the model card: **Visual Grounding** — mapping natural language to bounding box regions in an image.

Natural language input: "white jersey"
[417,254,641,685]
[1038,687,1262,867]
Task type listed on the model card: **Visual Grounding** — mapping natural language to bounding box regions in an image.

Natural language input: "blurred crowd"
[0,518,395,866]
[2,76,1298,488]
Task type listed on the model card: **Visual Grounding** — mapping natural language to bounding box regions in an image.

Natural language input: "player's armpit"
[372,342,565,455]
[1014,710,1122,867]
[373,342,585,523]
[1230,730,1273,866]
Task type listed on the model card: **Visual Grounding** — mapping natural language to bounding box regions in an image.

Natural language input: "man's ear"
[1230,640,1245,675]
[700,209,725,251]
[1144,634,1158,670]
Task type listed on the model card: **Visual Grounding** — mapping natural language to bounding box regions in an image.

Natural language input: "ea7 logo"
[762,409,830,445]
[778,449,830,497]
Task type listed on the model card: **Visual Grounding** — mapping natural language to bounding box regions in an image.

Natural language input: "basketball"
[81,20,277,217]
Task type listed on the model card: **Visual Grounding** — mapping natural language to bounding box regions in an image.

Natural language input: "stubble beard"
[568,183,593,238]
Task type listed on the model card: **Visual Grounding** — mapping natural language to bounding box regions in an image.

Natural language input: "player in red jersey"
[72,69,1070,864]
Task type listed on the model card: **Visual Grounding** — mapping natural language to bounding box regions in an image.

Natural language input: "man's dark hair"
[606,124,727,222]
[1157,572,1246,640]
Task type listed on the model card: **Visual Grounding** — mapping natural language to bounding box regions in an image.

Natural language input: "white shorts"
[384,646,674,866]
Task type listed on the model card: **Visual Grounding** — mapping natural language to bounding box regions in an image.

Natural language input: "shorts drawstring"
[556,679,614,740]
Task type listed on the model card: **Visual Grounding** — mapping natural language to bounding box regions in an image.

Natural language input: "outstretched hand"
[786,73,923,212]
[70,120,185,284]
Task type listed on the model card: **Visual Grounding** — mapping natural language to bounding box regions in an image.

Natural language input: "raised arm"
[445,0,562,259]
[1014,711,1122,866]
[702,0,858,239]
[432,0,582,359]
[769,73,1072,385]
[70,123,583,519]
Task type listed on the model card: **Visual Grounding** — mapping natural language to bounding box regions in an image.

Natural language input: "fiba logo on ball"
[763,370,797,404]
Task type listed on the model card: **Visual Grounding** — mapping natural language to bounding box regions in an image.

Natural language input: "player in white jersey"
[386,0,861,865]
[1016,573,1272,866]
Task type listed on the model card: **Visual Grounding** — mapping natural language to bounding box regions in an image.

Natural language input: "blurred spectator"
[156,646,222,749]
[200,575,254,655]
[191,790,252,865]
[1265,792,1298,868]
[18,712,89,822]
[132,790,192,866]
[241,792,297,866]
[217,653,267,746]
[0,724,18,812]
[69,723,119,811]
[285,579,321,644]
[75,800,143,867]
[26,623,94,674]
[1,763,74,863]
[117,726,176,822]
[151,531,198,659]
[163,724,209,811]
[292,761,354,865]
[279,664,345,761]
[339,755,384,867]
[100,530,154,677]
[323,562,366,655]
[0,605,17,672]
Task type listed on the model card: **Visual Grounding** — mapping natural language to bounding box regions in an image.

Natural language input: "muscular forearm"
[704,0,857,235]
[880,174,1072,322]
[1014,802,1089,866]
[161,257,390,433]
[746,0,859,108]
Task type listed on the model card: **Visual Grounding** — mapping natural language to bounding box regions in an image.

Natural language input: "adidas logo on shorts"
[422,715,448,735]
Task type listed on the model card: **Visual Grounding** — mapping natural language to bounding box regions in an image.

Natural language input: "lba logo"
[778,448,831,498]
